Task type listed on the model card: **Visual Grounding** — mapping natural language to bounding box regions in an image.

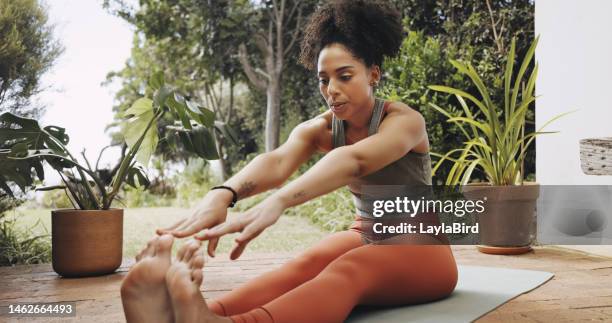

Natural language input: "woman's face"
[317,43,379,120]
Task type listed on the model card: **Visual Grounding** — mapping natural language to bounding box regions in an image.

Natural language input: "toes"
[191,269,203,286]
[176,240,189,261]
[179,240,201,262]
[190,255,205,270]
[156,234,174,259]
[142,236,159,257]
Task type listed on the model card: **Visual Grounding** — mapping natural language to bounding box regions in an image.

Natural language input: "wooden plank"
[1,247,612,322]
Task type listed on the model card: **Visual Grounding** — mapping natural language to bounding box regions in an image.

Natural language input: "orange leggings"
[208,218,458,323]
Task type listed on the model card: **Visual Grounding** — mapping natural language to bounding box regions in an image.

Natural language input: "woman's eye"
[319,79,329,85]
[340,75,352,81]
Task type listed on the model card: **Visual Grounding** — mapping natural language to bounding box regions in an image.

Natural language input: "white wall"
[535,0,612,184]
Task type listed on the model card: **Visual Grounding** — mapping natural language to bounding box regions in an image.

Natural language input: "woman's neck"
[344,97,377,132]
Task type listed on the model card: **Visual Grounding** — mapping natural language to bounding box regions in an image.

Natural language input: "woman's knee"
[286,232,362,273]
[319,251,365,283]
[285,250,335,276]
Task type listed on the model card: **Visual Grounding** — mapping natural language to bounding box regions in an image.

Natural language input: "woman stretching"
[120,1,458,322]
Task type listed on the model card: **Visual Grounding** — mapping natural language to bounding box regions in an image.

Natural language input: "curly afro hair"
[299,0,403,71]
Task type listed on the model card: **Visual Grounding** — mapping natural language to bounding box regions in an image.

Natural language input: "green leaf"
[122,109,159,165]
[154,85,172,109]
[504,37,516,124]
[214,121,239,145]
[185,100,215,128]
[189,126,219,160]
[167,94,192,129]
[149,71,165,91]
[126,165,150,188]
[198,106,216,128]
[125,98,153,117]
[511,35,539,118]
[428,85,490,119]
[44,126,70,145]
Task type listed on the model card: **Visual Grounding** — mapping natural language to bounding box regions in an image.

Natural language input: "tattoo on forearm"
[237,181,256,199]
[293,191,306,199]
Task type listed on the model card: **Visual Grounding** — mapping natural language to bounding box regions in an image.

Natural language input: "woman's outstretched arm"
[157,117,325,239]
[221,118,326,201]
[200,105,426,260]
[273,105,426,209]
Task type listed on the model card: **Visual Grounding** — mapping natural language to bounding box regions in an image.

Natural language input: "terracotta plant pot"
[52,209,123,277]
[462,182,540,255]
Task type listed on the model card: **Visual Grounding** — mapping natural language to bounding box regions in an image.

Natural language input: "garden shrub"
[0,196,51,266]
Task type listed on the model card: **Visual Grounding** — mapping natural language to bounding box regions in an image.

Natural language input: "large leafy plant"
[0,73,227,209]
[428,36,571,186]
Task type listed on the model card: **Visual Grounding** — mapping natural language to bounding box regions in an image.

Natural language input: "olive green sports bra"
[331,98,433,217]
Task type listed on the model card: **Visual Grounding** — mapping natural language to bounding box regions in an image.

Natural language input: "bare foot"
[121,234,175,323]
[166,240,231,323]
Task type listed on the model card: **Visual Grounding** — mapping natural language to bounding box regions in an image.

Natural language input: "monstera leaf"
[126,165,150,188]
[122,98,159,166]
[175,126,219,160]
[0,151,43,196]
[0,113,72,196]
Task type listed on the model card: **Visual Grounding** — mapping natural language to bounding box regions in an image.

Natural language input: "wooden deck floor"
[0,245,611,322]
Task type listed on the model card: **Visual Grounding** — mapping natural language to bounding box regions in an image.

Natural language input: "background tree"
[0,0,62,265]
[383,0,535,183]
[1,0,63,205]
[106,0,317,153]
[0,0,63,118]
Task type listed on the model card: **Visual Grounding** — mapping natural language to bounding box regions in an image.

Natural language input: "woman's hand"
[195,196,286,260]
[156,190,233,247]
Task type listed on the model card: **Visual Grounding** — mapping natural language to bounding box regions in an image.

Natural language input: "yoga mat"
[346,265,554,323]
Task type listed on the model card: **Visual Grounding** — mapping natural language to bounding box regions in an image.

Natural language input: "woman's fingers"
[156,218,187,235]
[171,218,198,236]
[173,217,219,238]
[230,242,248,260]
[230,223,264,260]
[235,222,262,244]
[207,237,219,257]
[201,218,245,239]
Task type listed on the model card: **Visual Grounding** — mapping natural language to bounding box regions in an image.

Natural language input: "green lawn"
[9,207,330,260]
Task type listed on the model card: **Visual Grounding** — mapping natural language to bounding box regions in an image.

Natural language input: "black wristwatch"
[210,185,238,208]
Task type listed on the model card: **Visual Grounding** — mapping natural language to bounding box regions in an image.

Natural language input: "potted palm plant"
[0,73,226,276]
[428,36,571,255]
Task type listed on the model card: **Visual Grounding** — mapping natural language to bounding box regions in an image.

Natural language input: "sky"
[38,0,135,184]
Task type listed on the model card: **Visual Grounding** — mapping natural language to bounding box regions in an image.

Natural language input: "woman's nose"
[327,79,340,97]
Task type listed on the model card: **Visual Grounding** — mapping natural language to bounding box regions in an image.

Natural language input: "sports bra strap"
[332,98,385,148]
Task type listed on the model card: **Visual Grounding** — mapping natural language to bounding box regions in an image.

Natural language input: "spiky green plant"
[428,36,572,186]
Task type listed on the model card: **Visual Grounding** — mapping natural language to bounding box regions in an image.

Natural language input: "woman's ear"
[369,65,381,86]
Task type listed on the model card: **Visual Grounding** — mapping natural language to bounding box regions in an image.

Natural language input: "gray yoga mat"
[346,265,554,323]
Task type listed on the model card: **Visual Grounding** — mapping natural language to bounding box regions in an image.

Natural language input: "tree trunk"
[211,131,228,181]
[266,74,281,151]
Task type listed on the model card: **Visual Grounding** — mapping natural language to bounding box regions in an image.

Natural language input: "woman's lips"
[330,103,347,113]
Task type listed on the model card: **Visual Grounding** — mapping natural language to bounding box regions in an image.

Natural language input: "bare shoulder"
[382,101,425,128]
[287,112,331,152]
[380,101,429,153]
[296,113,329,133]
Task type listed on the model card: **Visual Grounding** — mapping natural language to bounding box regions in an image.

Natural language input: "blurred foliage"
[40,189,73,209]
[381,0,535,183]
[379,30,468,183]
[0,195,50,266]
[0,0,63,118]
[285,188,355,232]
